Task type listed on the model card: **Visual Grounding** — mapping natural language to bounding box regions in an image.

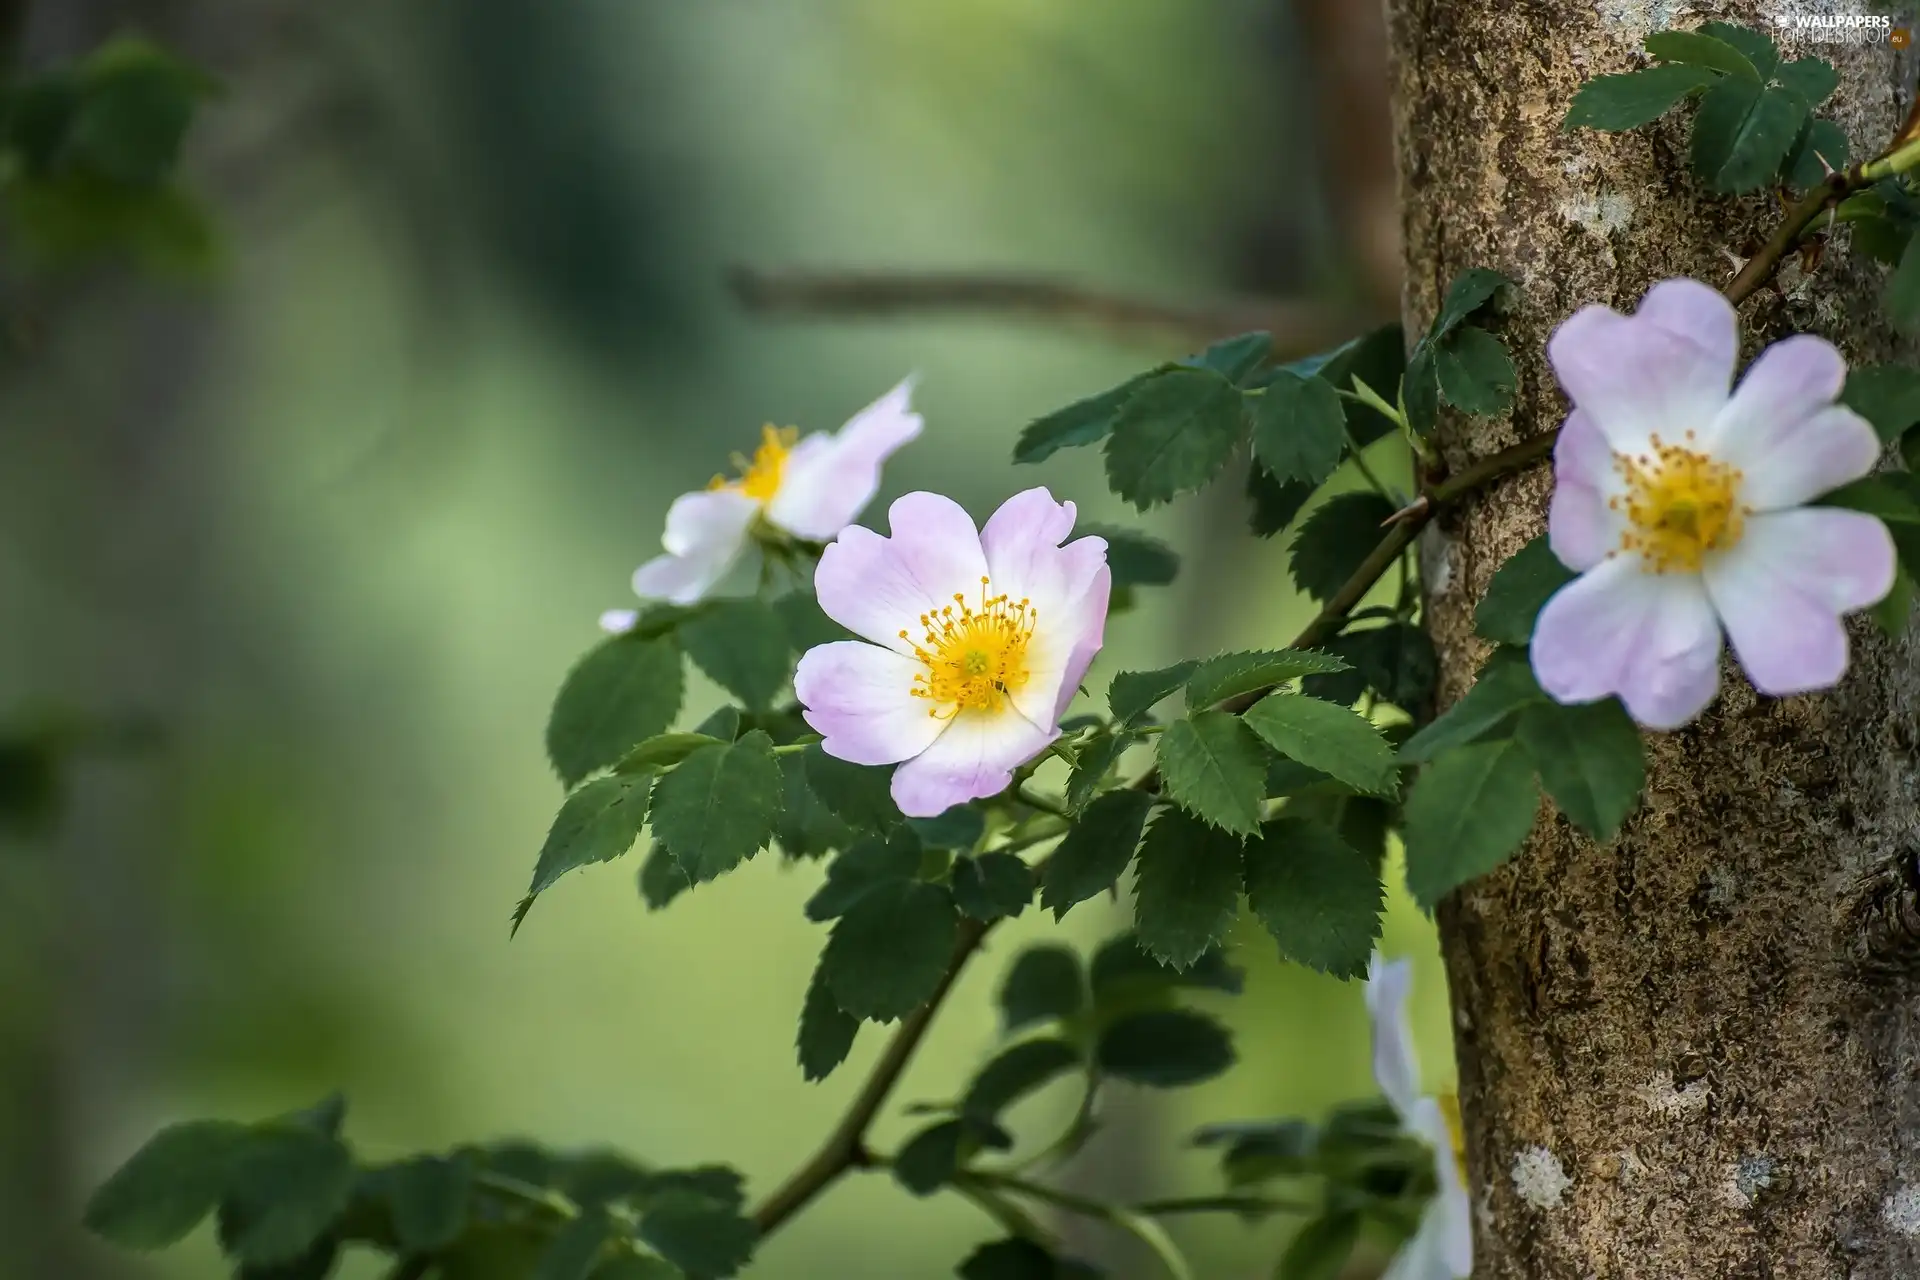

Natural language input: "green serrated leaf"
[1516,699,1645,842]
[908,804,988,851]
[774,590,844,652]
[220,1126,356,1266]
[637,1191,756,1278]
[83,1120,249,1250]
[1000,945,1086,1032]
[679,599,790,712]
[963,1038,1082,1119]
[1242,694,1397,796]
[797,956,859,1082]
[1103,367,1247,510]
[1304,623,1438,712]
[1564,65,1716,131]
[1402,342,1439,435]
[638,843,691,911]
[649,732,781,885]
[1774,56,1838,106]
[1066,731,1133,810]
[1645,28,1758,79]
[1097,1009,1235,1087]
[1693,76,1803,193]
[1132,806,1245,968]
[1403,739,1540,909]
[1433,325,1515,417]
[775,748,850,861]
[1873,568,1914,638]
[1697,20,1777,78]
[1079,524,1180,588]
[1289,492,1400,602]
[1247,463,1315,537]
[1889,234,1920,337]
[1109,661,1199,728]
[546,636,685,788]
[893,1120,969,1196]
[960,1237,1102,1280]
[952,852,1035,921]
[1399,649,1547,763]
[1014,374,1158,464]
[805,830,922,921]
[384,1155,473,1253]
[1091,931,1244,1000]
[616,733,726,773]
[804,744,904,832]
[1040,788,1153,917]
[1786,116,1849,188]
[1187,331,1273,384]
[823,879,959,1022]
[1157,711,1269,836]
[1185,649,1350,709]
[1841,365,1920,445]
[1476,535,1577,645]
[521,772,653,926]
[1251,371,1346,486]
[1431,267,1515,339]
[1243,817,1383,979]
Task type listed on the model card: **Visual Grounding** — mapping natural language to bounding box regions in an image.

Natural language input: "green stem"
[1016,783,1072,818]
[472,1169,582,1221]
[959,1172,1195,1280]
[1132,1193,1319,1217]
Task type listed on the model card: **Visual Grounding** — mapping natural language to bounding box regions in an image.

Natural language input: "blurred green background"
[0,1,1453,1276]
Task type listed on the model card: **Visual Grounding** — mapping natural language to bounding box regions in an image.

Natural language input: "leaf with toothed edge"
[1156,712,1270,837]
[1131,807,1245,969]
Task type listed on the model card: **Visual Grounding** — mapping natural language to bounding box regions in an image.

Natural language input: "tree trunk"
[1387,3,1920,1276]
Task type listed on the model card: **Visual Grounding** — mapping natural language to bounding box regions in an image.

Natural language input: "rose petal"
[631,488,760,605]
[1548,409,1626,572]
[888,707,1056,817]
[1380,1205,1458,1280]
[979,487,1112,725]
[1706,335,1877,510]
[1366,954,1424,1123]
[1530,556,1722,730]
[1703,507,1895,696]
[813,492,990,653]
[1547,280,1735,456]
[795,640,947,766]
[767,377,923,539]
[1403,1098,1474,1279]
[599,609,639,634]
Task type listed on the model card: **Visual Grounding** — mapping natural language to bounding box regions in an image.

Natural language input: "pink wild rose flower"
[794,488,1110,818]
[600,377,923,627]
[1531,278,1895,729]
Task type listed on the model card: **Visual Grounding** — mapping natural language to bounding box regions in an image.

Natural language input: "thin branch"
[727,266,1374,353]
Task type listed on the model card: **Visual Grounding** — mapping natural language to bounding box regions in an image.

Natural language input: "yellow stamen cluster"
[1439,1092,1468,1184]
[708,425,797,503]
[900,577,1036,718]
[1607,431,1749,573]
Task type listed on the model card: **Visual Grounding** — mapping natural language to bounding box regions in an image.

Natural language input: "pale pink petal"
[1402,1098,1473,1278]
[978,488,1112,726]
[1366,954,1423,1123]
[1703,508,1895,696]
[1637,277,1738,375]
[1530,557,1722,730]
[813,492,989,654]
[767,377,923,539]
[1547,281,1735,455]
[1708,335,1876,509]
[795,640,946,766]
[1548,409,1626,572]
[888,708,1056,817]
[599,609,639,634]
[631,488,760,605]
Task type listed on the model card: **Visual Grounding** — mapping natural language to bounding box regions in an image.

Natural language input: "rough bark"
[1387,2,1920,1276]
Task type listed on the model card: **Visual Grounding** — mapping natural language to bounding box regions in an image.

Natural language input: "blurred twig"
[727,266,1375,354]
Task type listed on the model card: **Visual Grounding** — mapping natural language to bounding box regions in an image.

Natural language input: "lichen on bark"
[1386,2,1920,1275]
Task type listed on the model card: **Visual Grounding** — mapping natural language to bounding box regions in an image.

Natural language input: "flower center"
[1607,432,1749,573]
[1438,1092,1468,1184]
[900,577,1037,717]
[709,425,796,503]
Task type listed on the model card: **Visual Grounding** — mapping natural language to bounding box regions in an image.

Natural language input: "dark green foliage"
[962,1038,1082,1120]
[804,744,904,831]
[1889,235,1920,337]
[1242,693,1396,796]
[1243,818,1383,979]
[823,880,959,1022]
[1108,661,1199,728]
[1251,371,1347,486]
[1517,700,1645,841]
[797,958,860,1082]
[999,945,1086,1032]
[1014,373,1161,464]
[1399,649,1546,763]
[1089,932,1244,999]
[1184,648,1349,708]
[1402,739,1540,908]
[1065,730,1133,810]
[679,599,790,712]
[218,1126,356,1265]
[1432,325,1515,416]
[775,749,850,861]
[1289,493,1400,601]
[1646,28,1759,78]
[1096,1010,1235,1087]
[908,805,988,851]
[952,852,1035,921]
[1843,365,1920,444]
[84,1120,250,1250]
[1564,66,1715,130]
[1246,464,1315,537]
[1186,331,1273,384]
[1307,623,1438,712]
[649,732,781,885]
[1080,525,1180,589]
[637,845,690,911]
[516,773,654,933]
[384,1155,474,1252]
[1786,116,1848,188]
[1039,789,1153,917]
[1155,711,1269,836]
[805,831,922,921]
[959,1237,1104,1279]
[1277,1213,1361,1280]
[636,1189,756,1278]
[1103,367,1247,509]
[1697,20,1777,76]
[1131,808,1245,968]
[533,1211,611,1280]
[892,1119,1007,1197]
[1476,536,1576,646]
[547,635,685,787]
